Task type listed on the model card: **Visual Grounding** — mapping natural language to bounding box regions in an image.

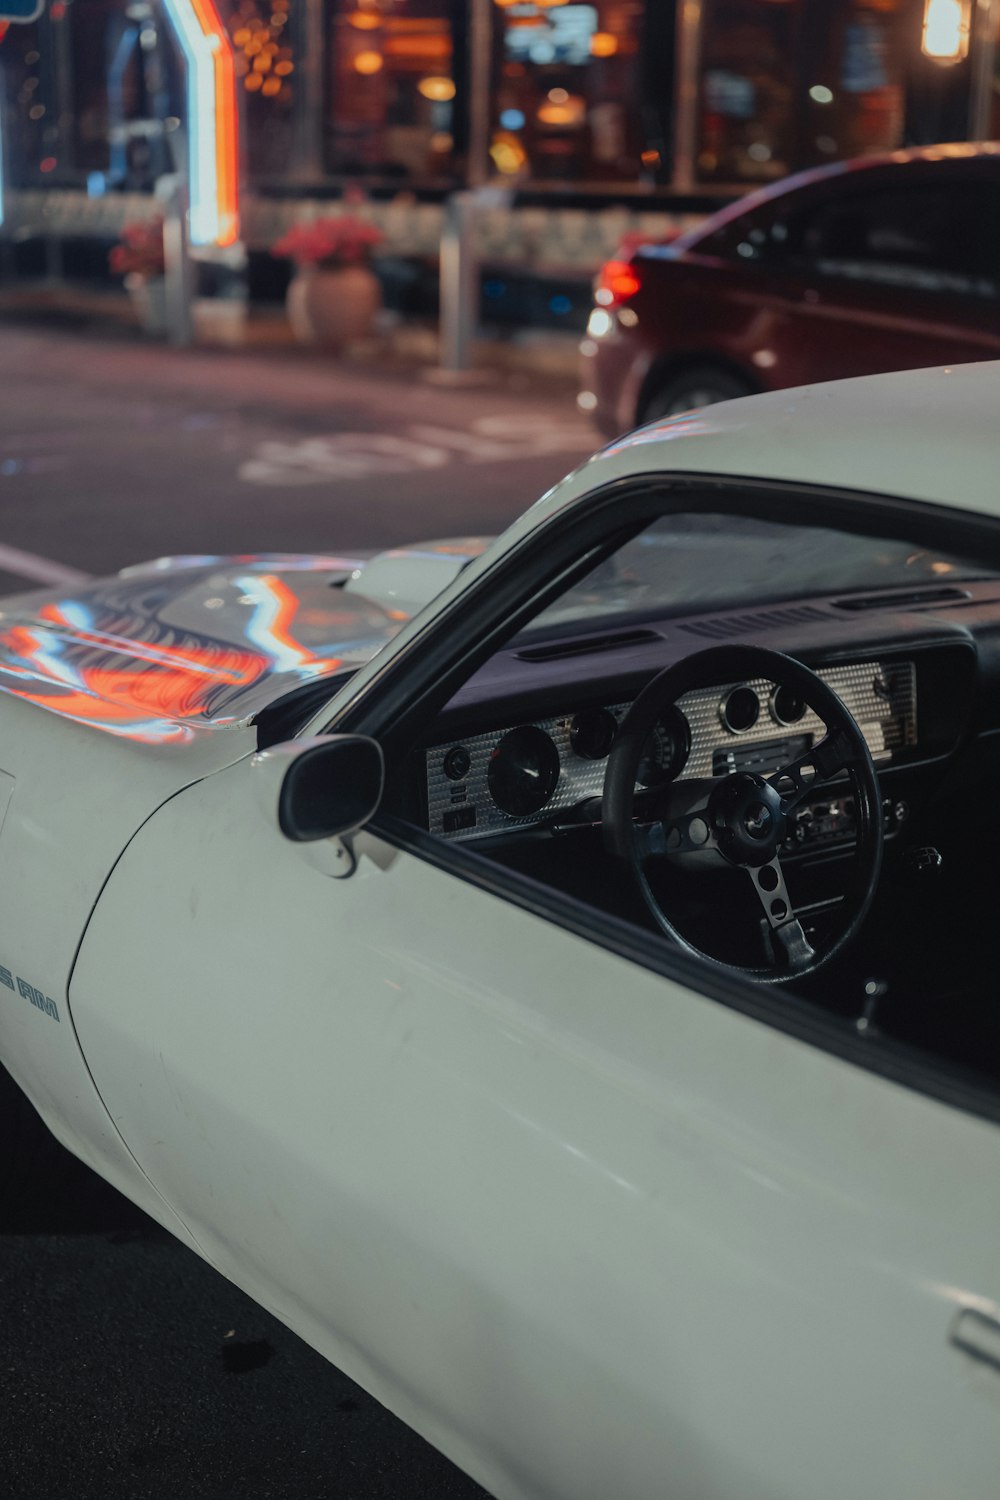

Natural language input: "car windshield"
[526,512,989,636]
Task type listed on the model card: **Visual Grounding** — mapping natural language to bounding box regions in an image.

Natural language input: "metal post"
[156,171,194,346]
[970,0,1000,140]
[292,0,325,183]
[468,0,493,188]
[439,189,478,374]
[673,0,702,193]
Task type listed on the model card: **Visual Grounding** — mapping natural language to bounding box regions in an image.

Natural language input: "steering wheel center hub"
[711,773,786,867]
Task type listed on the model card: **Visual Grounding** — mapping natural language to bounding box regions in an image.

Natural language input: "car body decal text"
[0,964,60,1021]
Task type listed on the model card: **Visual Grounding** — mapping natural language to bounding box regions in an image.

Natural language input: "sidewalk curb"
[0,284,582,391]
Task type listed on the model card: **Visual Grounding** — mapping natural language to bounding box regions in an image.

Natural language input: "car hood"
[0,541,490,741]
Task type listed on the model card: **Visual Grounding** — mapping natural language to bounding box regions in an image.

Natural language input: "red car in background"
[580,143,1000,437]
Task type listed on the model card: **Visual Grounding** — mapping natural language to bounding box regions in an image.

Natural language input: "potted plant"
[272,210,383,351]
[109,219,167,336]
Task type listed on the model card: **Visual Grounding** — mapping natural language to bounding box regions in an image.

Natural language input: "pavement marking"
[238,414,595,487]
[0,543,91,588]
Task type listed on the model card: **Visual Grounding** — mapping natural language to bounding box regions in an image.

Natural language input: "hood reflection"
[0,564,406,744]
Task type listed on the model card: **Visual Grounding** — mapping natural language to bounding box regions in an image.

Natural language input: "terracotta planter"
[285,264,381,351]
[125,273,168,337]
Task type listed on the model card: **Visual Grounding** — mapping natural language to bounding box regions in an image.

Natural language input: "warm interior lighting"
[538,102,578,126]
[921,0,970,61]
[417,76,456,101]
[489,134,527,173]
[353,49,384,74]
[349,11,381,29]
[590,32,618,57]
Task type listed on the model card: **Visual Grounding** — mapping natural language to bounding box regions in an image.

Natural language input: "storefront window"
[324,0,463,182]
[0,0,179,189]
[224,0,297,180]
[695,0,915,186]
[0,16,52,187]
[67,0,179,187]
[803,1,909,164]
[488,1,645,185]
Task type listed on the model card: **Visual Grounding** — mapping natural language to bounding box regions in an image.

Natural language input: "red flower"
[271,214,383,270]
[109,220,166,278]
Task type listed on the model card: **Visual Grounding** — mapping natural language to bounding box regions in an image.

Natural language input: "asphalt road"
[0,320,594,575]
[1,1145,492,1500]
[0,316,597,1499]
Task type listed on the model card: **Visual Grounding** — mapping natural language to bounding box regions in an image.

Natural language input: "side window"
[696,204,789,264]
[787,181,1000,299]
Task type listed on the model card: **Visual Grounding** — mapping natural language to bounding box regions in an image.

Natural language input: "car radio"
[784,794,908,853]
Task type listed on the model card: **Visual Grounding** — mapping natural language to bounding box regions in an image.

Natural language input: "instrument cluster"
[425,659,916,841]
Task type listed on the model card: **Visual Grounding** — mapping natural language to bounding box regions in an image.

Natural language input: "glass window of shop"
[69,0,180,187]
[0,0,180,189]
[0,15,52,187]
[224,0,298,179]
[694,0,918,187]
[323,0,466,182]
[488,1,649,186]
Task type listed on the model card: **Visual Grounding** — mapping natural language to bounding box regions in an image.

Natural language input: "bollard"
[439,189,478,374]
[437,186,513,380]
[155,171,194,347]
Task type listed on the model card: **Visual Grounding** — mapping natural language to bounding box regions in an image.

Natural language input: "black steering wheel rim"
[603,644,884,983]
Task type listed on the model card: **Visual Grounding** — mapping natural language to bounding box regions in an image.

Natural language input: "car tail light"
[594,257,642,308]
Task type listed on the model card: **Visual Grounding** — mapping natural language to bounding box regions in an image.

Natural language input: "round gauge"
[636,707,691,788]
[721,685,760,734]
[570,707,617,761]
[442,745,471,781]
[487,726,561,816]
[770,683,806,726]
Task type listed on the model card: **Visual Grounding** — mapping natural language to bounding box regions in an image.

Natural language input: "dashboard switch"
[443,805,477,834]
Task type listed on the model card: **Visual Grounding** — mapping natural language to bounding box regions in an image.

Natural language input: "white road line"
[238,418,595,486]
[0,543,91,587]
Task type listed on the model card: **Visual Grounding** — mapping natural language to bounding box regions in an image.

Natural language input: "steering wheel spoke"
[769,728,855,811]
[746,860,816,972]
[636,810,717,862]
[747,856,795,928]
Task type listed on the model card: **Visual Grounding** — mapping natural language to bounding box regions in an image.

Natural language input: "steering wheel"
[603,645,883,982]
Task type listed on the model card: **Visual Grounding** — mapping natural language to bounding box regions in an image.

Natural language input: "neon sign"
[160,0,239,246]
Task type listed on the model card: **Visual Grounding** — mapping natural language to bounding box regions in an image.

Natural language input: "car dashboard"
[424,657,917,845]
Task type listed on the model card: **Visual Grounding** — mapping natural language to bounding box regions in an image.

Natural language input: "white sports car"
[3,363,1000,1500]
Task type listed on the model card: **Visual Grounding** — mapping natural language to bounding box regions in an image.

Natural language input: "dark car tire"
[640,366,753,422]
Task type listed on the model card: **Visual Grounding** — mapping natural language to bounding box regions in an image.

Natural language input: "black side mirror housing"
[252,735,385,842]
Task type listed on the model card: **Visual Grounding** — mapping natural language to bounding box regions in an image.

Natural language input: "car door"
[777,174,1000,382]
[67,753,1000,1500]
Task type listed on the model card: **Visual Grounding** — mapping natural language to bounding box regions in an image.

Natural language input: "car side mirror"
[252,735,384,842]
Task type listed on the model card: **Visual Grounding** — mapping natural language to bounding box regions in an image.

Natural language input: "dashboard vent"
[833,586,971,612]
[516,628,662,662]
[679,604,830,640]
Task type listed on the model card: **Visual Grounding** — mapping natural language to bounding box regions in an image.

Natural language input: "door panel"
[69,756,1000,1500]
[781,175,1000,382]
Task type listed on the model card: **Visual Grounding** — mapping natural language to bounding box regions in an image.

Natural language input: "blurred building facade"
[1,1,998,285]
